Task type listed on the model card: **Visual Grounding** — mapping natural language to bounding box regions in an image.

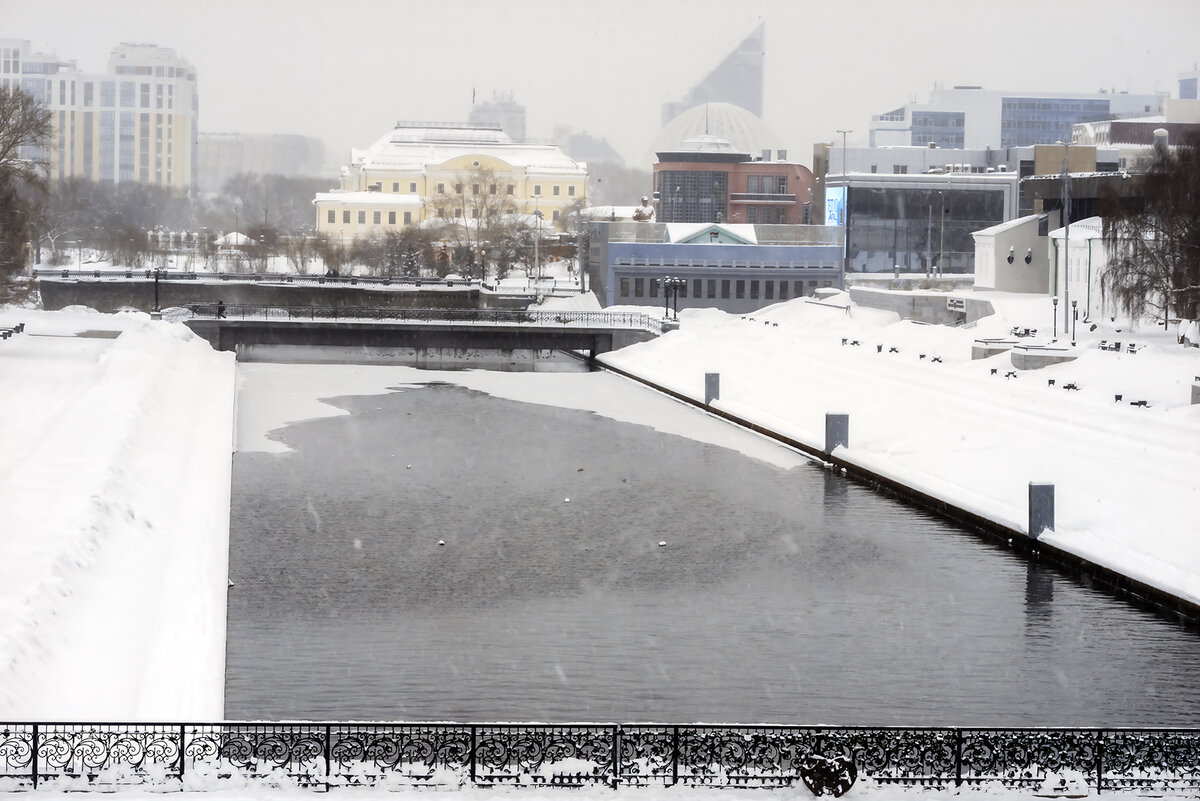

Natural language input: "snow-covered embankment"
[0,310,235,720]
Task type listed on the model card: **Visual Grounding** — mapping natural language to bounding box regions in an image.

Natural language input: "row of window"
[618,277,832,301]
[422,181,577,197]
[745,175,788,194]
[329,210,414,226]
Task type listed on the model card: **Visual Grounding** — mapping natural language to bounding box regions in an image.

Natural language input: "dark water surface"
[227,379,1200,725]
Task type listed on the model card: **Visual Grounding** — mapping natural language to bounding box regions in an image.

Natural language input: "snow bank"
[0,308,235,720]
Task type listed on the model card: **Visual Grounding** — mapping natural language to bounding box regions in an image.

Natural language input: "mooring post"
[1028,482,1055,539]
[825,413,849,454]
[705,372,720,405]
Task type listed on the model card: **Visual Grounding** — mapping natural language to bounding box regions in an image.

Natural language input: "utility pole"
[836,130,852,273]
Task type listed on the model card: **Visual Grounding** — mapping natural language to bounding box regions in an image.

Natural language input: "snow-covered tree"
[0,86,52,298]
[1102,131,1200,330]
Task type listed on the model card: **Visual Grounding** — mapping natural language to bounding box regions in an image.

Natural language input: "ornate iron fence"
[2,724,1199,794]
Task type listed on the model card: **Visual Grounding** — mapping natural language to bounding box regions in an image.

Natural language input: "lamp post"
[1058,140,1071,336]
[1052,296,1059,340]
[1071,299,1078,346]
[533,196,543,283]
[658,275,685,320]
[938,189,946,276]
[234,204,240,271]
[836,130,852,273]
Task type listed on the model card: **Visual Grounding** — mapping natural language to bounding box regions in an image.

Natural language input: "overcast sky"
[4,0,1199,176]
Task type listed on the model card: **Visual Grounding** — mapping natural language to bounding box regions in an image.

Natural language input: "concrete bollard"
[825,413,849,454]
[1028,482,1055,539]
[705,373,720,405]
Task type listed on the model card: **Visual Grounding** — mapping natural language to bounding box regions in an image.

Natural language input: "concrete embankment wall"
[593,357,1200,630]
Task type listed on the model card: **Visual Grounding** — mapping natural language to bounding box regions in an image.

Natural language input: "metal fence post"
[179,724,186,783]
[612,726,622,789]
[954,728,962,787]
[31,723,38,789]
[705,373,720,405]
[672,727,679,786]
[470,726,477,785]
[325,724,332,788]
[825,413,849,454]
[1096,730,1104,795]
[1028,483,1055,539]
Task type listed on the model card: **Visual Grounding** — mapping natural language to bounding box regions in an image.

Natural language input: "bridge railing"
[1,723,1198,793]
[175,304,664,334]
[33,269,479,289]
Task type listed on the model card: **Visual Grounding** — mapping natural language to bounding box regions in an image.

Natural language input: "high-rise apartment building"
[467,91,526,142]
[0,39,198,189]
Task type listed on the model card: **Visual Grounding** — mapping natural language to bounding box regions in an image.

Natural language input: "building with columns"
[314,123,586,240]
[1,39,198,189]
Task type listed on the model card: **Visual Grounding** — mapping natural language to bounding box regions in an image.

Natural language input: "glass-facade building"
[999,97,1112,148]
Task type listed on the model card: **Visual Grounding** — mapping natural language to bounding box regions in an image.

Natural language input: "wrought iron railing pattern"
[2,724,1199,793]
[34,269,479,289]
[173,304,664,335]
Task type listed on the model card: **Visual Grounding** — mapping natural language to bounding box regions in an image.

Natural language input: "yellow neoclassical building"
[314,123,587,240]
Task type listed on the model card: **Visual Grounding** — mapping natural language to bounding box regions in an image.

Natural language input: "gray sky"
[3,0,1199,173]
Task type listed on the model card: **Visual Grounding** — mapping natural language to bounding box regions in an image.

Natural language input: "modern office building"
[869,85,1164,150]
[468,91,526,142]
[653,136,813,225]
[587,220,843,314]
[0,39,198,189]
[661,23,764,123]
[314,123,586,240]
[197,133,326,192]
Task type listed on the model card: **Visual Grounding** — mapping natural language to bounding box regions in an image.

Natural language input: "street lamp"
[657,276,685,320]
[234,204,240,271]
[1071,299,1078,346]
[1052,296,1059,340]
[836,129,852,273]
[1058,140,1071,336]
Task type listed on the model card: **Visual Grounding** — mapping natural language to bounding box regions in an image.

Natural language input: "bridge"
[179,304,666,362]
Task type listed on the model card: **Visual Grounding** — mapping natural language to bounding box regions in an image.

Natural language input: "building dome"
[649,103,781,162]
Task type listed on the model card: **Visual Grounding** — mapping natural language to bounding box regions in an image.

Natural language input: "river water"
[226,369,1200,725]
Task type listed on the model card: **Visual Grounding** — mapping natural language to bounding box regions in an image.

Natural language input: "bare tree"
[430,166,529,279]
[1102,132,1200,330]
[0,86,52,298]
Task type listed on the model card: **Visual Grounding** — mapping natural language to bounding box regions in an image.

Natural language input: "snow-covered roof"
[665,223,758,244]
[1049,216,1104,240]
[972,213,1048,238]
[347,126,586,175]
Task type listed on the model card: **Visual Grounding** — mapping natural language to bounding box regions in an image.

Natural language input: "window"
[472,183,479,195]
[410,182,417,192]
[779,281,788,299]
[507,184,514,195]
[327,210,335,223]
[678,281,688,298]
[471,209,479,219]
[437,182,444,194]
[455,183,462,194]
[649,280,658,298]
[454,208,462,217]
[747,175,760,193]
[707,279,716,298]
[490,184,496,194]
[893,165,908,174]
[748,207,758,223]
[568,185,575,196]
[388,211,396,225]
[139,83,150,108]
[343,210,351,224]
[552,210,559,221]
[620,277,630,297]
[358,211,366,224]
[776,176,788,193]
[392,182,399,192]
[119,81,134,107]
[693,279,702,298]
[534,184,541,196]
[403,212,411,224]
[870,165,878,173]
[750,280,759,299]
[373,211,381,224]
[735,280,745,299]
[721,280,730,299]
[553,185,560,196]
[765,281,774,299]
[634,278,644,297]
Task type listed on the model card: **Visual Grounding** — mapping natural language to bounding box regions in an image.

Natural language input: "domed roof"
[650,103,781,162]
